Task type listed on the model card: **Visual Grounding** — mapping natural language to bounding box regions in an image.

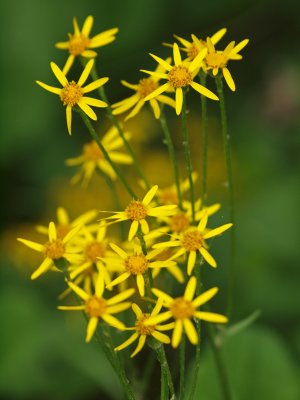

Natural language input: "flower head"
[36,59,108,134]
[141,43,219,115]
[17,222,82,280]
[66,126,132,184]
[115,300,174,357]
[153,212,232,275]
[58,275,134,342]
[145,276,228,347]
[111,59,175,120]
[56,16,118,74]
[103,185,177,241]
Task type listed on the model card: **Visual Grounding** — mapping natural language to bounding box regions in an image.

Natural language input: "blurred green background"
[1,0,299,399]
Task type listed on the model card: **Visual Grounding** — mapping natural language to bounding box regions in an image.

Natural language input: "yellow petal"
[183,318,198,344]
[77,100,97,120]
[136,274,145,296]
[82,77,109,94]
[173,43,182,66]
[68,281,90,301]
[143,82,170,102]
[86,317,98,342]
[62,55,75,76]
[107,272,131,289]
[197,211,208,232]
[107,288,135,305]
[132,303,143,317]
[50,62,68,87]
[17,238,43,252]
[184,276,197,301]
[175,88,183,115]
[199,247,217,268]
[195,311,228,324]
[128,220,139,241]
[82,15,94,37]
[203,223,233,239]
[78,59,94,87]
[30,258,52,280]
[211,28,227,45]
[35,81,61,95]
[115,333,139,352]
[48,221,57,241]
[172,320,183,348]
[102,314,125,330]
[142,185,158,205]
[109,243,128,259]
[149,53,172,71]
[66,106,72,135]
[151,330,170,344]
[192,287,218,308]
[81,97,107,108]
[223,68,236,92]
[131,335,146,357]
[187,251,197,275]
[190,81,219,101]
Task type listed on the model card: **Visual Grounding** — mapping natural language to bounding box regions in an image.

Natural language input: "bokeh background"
[1,0,299,399]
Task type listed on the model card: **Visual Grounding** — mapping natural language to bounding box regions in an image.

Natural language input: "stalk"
[199,72,209,203]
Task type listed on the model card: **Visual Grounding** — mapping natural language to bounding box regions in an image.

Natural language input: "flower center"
[43,239,65,259]
[125,254,149,275]
[205,52,228,69]
[85,241,107,262]
[85,296,107,317]
[60,81,83,107]
[83,141,103,161]
[135,314,156,335]
[68,34,90,56]
[171,297,195,319]
[169,213,190,233]
[158,188,178,205]
[181,229,203,251]
[125,201,148,221]
[138,78,158,98]
[168,66,192,88]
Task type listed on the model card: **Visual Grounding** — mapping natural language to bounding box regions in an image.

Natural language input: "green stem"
[181,90,195,223]
[159,110,183,209]
[215,76,235,318]
[90,65,151,191]
[77,108,136,199]
[207,324,232,400]
[200,73,209,204]
[179,335,186,400]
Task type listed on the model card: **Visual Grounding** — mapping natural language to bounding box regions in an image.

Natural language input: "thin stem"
[215,76,235,318]
[179,334,186,400]
[207,324,232,400]
[181,90,195,223]
[90,65,151,191]
[159,110,183,209]
[77,108,136,199]
[200,72,209,204]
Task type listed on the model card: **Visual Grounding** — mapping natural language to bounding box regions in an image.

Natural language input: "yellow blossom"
[145,276,228,347]
[36,59,108,135]
[141,43,219,115]
[56,16,118,74]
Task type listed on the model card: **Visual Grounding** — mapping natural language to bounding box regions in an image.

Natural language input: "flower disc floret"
[68,34,90,55]
[125,254,149,275]
[85,296,107,317]
[125,201,148,221]
[60,81,83,106]
[85,241,107,262]
[83,141,103,161]
[182,229,203,251]
[168,65,192,88]
[170,213,190,233]
[135,314,156,335]
[43,239,65,259]
[138,78,158,98]
[171,297,195,319]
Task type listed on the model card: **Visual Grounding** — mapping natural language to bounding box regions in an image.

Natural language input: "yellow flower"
[105,242,178,297]
[171,28,227,61]
[204,38,249,91]
[145,276,228,348]
[17,222,82,280]
[115,300,174,357]
[155,173,198,205]
[153,212,232,275]
[111,59,175,120]
[141,43,219,115]
[103,185,177,241]
[56,16,118,74]
[66,126,132,185]
[58,275,134,342]
[36,207,98,239]
[36,59,108,135]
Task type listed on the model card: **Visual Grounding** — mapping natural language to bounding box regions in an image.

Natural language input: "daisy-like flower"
[204,37,249,91]
[170,28,227,61]
[105,242,178,296]
[36,207,98,239]
[153,212,232,275]
[36,59,108,135]
[103,185,177,241]
[111,59,175,121]
[145,276,228,348]
[154,173,198,205]
[17,222,82,280]
[55,16,118,74]
[115,300,174,357]
[141,43,219,115]
[66,126,132,185]
[58,275,134,342]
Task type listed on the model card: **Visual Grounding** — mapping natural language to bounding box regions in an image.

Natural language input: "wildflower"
[111,59,175,120]
[36,207,98,239]
[155,173,198,205]
[141,43,218,115]
[58,275,134,342]
[56,16,118,74]
[17,222,82,280]
[171,28,227,61]
[36,59,108,134]
[115,300,174,357]
[153,212,232,274]
[103,185,177,241]
[204,38,249,91]
[106,242,177,296]
[145,276,228,347]
[66,126,132,184]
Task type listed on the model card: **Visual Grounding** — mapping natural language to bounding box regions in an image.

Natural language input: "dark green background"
[1,0,299,399]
